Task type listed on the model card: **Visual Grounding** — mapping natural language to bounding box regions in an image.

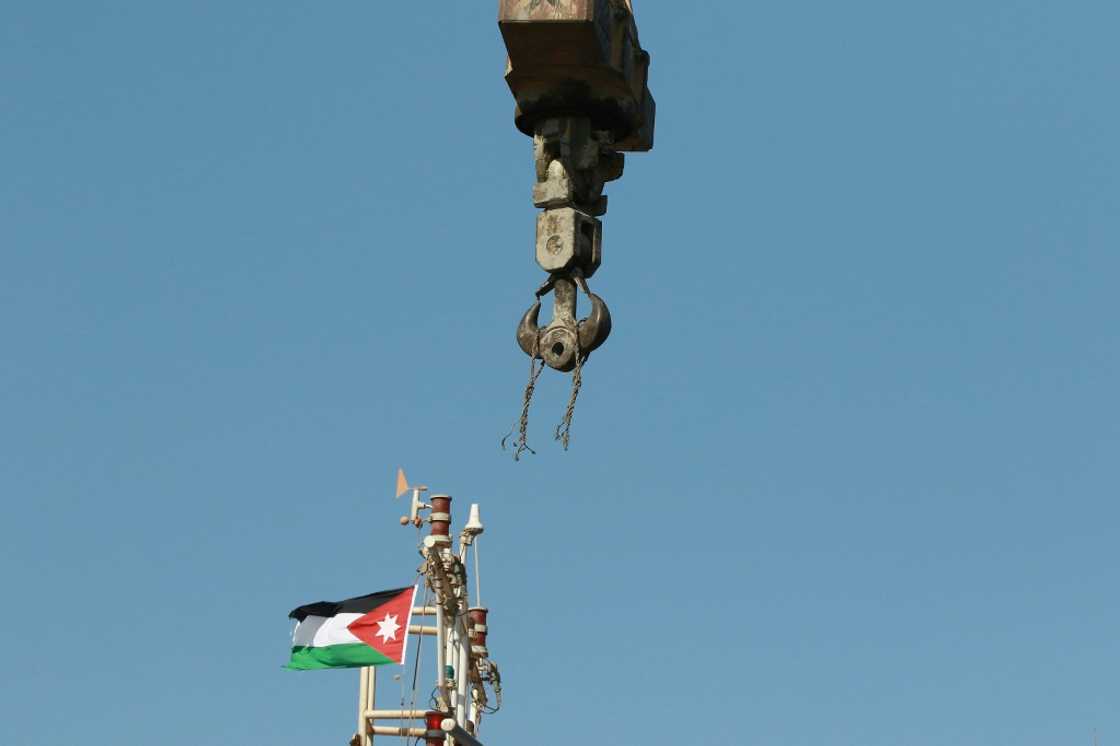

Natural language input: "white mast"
[357,479,500,746]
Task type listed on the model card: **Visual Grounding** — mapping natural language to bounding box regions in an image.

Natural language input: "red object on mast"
[425,711,446,746]
[429,495,452,539]
[468,607,489,657]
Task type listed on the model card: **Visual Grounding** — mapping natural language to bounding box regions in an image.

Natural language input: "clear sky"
[2,3,1117,745]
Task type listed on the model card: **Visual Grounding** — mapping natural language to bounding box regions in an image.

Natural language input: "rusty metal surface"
[516,274,611,373]
[535,207,601,276]
[499,0,594,23]
[499,0,654,150]
[516,115,614,374]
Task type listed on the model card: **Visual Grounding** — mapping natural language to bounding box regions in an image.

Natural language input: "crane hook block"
[501,1,656,454]
[499,0,656,152]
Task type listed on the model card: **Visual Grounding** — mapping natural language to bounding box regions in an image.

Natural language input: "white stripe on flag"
[293,613,363,648]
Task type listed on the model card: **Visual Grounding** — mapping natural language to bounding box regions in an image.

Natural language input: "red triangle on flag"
[347,586,417,665]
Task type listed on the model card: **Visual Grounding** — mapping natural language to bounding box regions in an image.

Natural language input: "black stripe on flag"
[288,587,414,622]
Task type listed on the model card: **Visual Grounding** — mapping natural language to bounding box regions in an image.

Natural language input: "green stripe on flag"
[286,644,396,670]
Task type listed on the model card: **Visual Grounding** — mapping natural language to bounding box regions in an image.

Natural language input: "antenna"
[464,504,484,536]
[462,504,485,606]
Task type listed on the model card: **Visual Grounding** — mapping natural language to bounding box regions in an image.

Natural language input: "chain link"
[554,345,584,450]
[502,354,544,460]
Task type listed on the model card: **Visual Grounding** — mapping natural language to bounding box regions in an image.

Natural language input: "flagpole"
[357,667,370,746]
[367,668,376,744]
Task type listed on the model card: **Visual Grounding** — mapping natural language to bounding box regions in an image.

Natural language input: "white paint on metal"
[369,725,429,738]
[441,719,485,746]
[364,710,428,720]
[357,667,369,746]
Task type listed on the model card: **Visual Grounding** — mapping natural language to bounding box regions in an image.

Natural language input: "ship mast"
[354,486,499,746]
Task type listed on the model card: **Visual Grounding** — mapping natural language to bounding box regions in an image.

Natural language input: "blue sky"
[1,2,1116,745]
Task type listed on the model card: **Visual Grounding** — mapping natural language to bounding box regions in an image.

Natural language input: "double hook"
[516,273,612,373]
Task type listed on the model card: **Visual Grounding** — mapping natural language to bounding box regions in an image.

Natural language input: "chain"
[502,354,545,460]
[554,344,584,450]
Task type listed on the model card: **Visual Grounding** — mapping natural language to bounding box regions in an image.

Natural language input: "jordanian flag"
[287,586,418,670]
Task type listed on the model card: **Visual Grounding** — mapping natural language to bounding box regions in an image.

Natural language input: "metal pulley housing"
[499,0,655,152]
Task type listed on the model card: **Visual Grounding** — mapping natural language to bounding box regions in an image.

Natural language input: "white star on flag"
[375,613,401,643]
